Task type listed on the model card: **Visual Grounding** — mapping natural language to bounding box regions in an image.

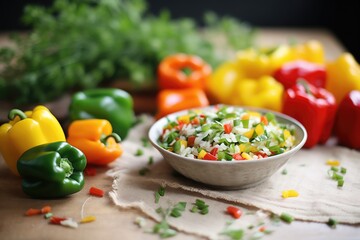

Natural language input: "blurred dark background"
[0,0,359,61]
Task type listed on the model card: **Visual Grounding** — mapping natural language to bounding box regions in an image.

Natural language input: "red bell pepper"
[274,60,326,89]
[334,90,360,149]
[282,81,336,148]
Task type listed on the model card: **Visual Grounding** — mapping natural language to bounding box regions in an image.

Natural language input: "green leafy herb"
[155,186,166,204]
[220,229,244,240]
[170,202,187,218]
[141,137,150,147]
[190,198,209,215]
[279,213,294,223]
[148,156,154,165]
[153,220,177,238]
[281,169,288,175]
[135,148,144,156]
[139,167,150,176]
[327,218,337,229]
[0,0,255,105]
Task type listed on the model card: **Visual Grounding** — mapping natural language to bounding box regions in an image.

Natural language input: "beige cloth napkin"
[108,115,360,238]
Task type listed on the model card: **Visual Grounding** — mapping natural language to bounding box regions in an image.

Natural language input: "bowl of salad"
[148,105,307,189]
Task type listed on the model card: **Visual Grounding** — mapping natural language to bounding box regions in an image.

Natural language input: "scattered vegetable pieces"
[191,199,209,215]
[89,187,105,197]
[281,190,299,198]
[327,160,347,188]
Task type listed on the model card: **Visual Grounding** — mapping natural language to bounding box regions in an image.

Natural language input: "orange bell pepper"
[157,53,212,90]
[67,119,123,165]
[156,88,209,119]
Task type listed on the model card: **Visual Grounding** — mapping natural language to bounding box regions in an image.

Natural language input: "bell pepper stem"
[8,109,27,121]
[297,79,313,96]
[60,158,74,178]
[100,133,121,145]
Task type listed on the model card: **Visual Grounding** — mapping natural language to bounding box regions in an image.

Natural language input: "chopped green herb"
[153,220,177,238]
[279,213,294,223]
[281,169,288,175]
[170,202,187,218]
[155,192,161,204]
[337,179,344,187]
[340,167,347,174]
[148,156,154,165]
[327,218,337,229]
[139,167,150,176]
[135,149,144,156]
[190,205,199,213]
[220,229,244,240]
[248,225,254,229]
[158,186,166,197]
[141,137,150,147]
[190,199,209,215]
[44,212,53,219]
[331,166,339,172]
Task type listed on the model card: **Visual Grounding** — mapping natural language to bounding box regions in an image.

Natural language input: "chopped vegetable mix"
[159,106,296,161]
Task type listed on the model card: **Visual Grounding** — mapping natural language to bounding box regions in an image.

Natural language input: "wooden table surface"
[0,28,359,240]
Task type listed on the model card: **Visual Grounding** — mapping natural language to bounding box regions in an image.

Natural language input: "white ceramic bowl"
[148,106,307,189]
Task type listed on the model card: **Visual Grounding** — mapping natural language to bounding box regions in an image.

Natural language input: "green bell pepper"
[17,141,86,198]
[69,88,135,139]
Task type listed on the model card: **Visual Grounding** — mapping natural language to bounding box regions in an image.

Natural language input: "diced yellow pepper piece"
[243,129,254,139]
[180,139,188,148]
[241,152,252,160]
[326,159,340,166]
[255,124,264,136]
[80,216,96,223]
[198,150,207,159]
[178,115,190,124]
[283,129,291,139]
[282,190,299,198]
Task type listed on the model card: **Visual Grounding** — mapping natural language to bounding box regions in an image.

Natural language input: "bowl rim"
[148,105,307,165]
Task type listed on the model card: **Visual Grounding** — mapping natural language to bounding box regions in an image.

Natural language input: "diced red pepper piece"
[89,187,104,197]
[210,147,218,156]
[260,116,268,125]
[187,136,196,147]
[255,152,268,158]
[25,208,41,216]
[233,153,245,160]
[41,206,52,214]
[224,123,232,134]
[203,153,217,161]
[191,117,200,125]
[227,206,242,219]
[50,216,67,225]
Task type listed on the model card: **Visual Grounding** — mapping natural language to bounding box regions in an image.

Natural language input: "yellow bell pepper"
[0,105,66,175]
[326,53,360,103]
[235,45,293,78]
[290,40,325,64]
[231,76,284,111]
[206,61,243,104]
